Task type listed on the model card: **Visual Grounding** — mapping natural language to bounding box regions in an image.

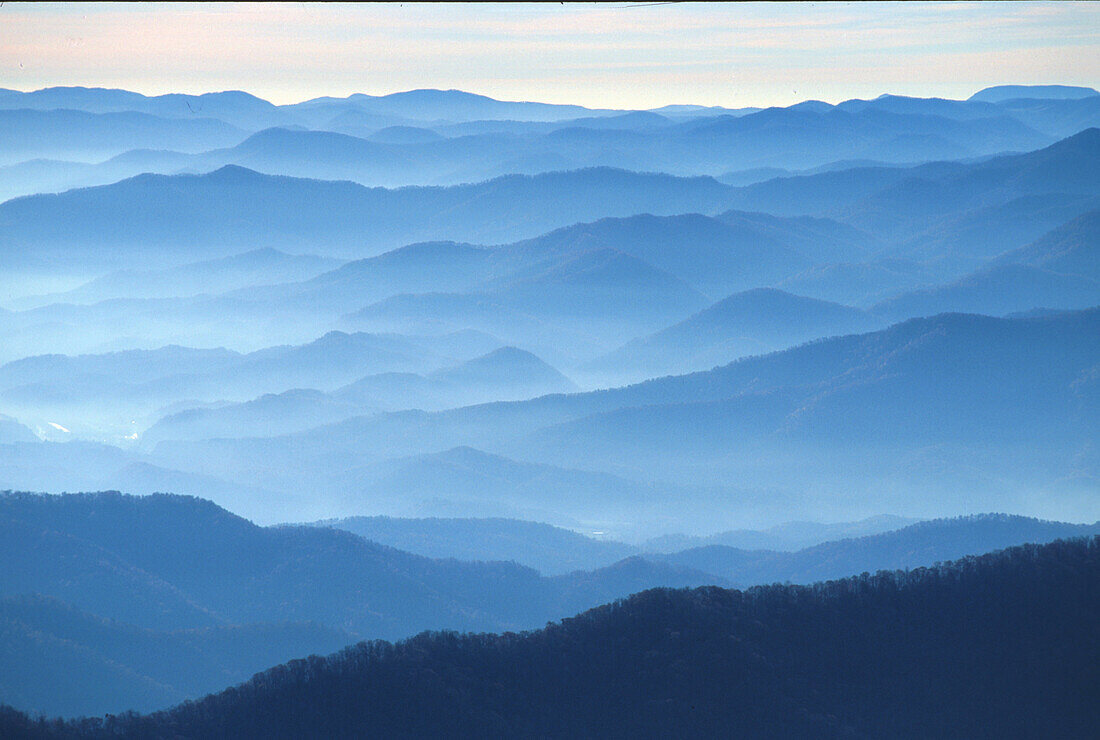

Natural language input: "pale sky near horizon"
[1,2,1098,109]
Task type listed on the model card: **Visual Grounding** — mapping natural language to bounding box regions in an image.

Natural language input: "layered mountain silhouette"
[2,132,1096,380]
[0,87,288,129]
[0,595,352,717]
[283,88,618,125]
[140,347,576,445]
[0,330,491,446]
[521,309,1099,483]
[0,79,1097,736]
[6,536,1095,737]
[137,309,1099,527]
[968,84,1099,102]
[0,491,726,642]
[0,331,455,416]
[140,389,368,445]
[775,258,937,306]
[7,86,1096,199]
[246,211,845,320]
[15,249,342,309]
[723,129,1100,260]
[871,262,1099,320]
[278,241,494,310]
[492,213,817,299]
[996,207,1099,280]
[340,257,709,357]
[649,514,1100,585]
[0,345,243,390]
[2,488,1096,720]
[427,347,577,396]
[0,108,246,165]
[299,445,671,526]
[0,166,737,269]
[642,514,919,553]
[319,516,635,576]
[0,490,737,716]
[321,514,925,575]
[988,94,1100,139]
[589,288,881,381]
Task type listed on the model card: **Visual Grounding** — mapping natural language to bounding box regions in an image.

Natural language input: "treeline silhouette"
[2,536,1097,738]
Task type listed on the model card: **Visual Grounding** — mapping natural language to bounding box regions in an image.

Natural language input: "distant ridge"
[996,207,1100,280]
[286,87,622,123]
[969,84,1099,103]
[651,513,1100,585]
[430,347,577,393]
[0,86,284,130]
[0,86,623,127]
[0,165,736,266]
[141,308,1100,527]
[591,288,879,379]
[871,262,1100,320]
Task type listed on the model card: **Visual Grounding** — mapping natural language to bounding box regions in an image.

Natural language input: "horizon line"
[6,82,1094,112]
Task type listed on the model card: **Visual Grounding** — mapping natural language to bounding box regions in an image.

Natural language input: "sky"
[1,2,1098,109]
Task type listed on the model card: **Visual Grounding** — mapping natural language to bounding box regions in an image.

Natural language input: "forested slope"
[5,536,1096,739]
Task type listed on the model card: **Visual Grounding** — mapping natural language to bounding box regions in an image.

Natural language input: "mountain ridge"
[7,535,1095,737]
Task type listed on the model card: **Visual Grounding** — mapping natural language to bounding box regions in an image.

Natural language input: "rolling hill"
[240,211,837,320]
[0,595,352,717]
[140,348,575,445]
[968,84,1099,102]
[0,491,723,642]
[9,536,1094,738]
[774,258,937,306]
[0,108,246,165]
[318,516,636,576]
[871,263,1100,320]
[2,89,1082,199]
[721,129,1100,260]
[493,213,816,300]
[650,514,1100,585]
[0,86,290,130]
[589,289,880,381]
[0,166,738,269]
[144,308,1100,527]
[428,347,577,397]
[15,249,342,309]
[996,207,1100,280]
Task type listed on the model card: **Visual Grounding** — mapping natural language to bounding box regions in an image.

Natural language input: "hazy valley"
[0,69,1097,736]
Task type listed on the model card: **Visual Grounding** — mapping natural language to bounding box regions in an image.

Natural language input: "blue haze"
[0,82,1097,719]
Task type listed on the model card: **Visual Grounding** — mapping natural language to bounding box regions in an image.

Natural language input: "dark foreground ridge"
[3,536,1097,739]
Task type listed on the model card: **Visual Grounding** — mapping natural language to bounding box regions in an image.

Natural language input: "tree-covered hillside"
[5,536,1095,739]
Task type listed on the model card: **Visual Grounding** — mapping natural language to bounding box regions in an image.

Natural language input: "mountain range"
[0,166,737,270]
[136,308,1098,527]
[5,534,1095,736]
[7,86,1098,198]
[1,488,1096,719]
[587,288,881,381]
[724,128,1100,255]
[139,347,576,445]
[1,79,1096,732]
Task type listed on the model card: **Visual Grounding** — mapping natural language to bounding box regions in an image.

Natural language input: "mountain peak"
[446,346,552,373]
[209,163,266,180]
[475,345,549,365]
[432,346,577,391]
